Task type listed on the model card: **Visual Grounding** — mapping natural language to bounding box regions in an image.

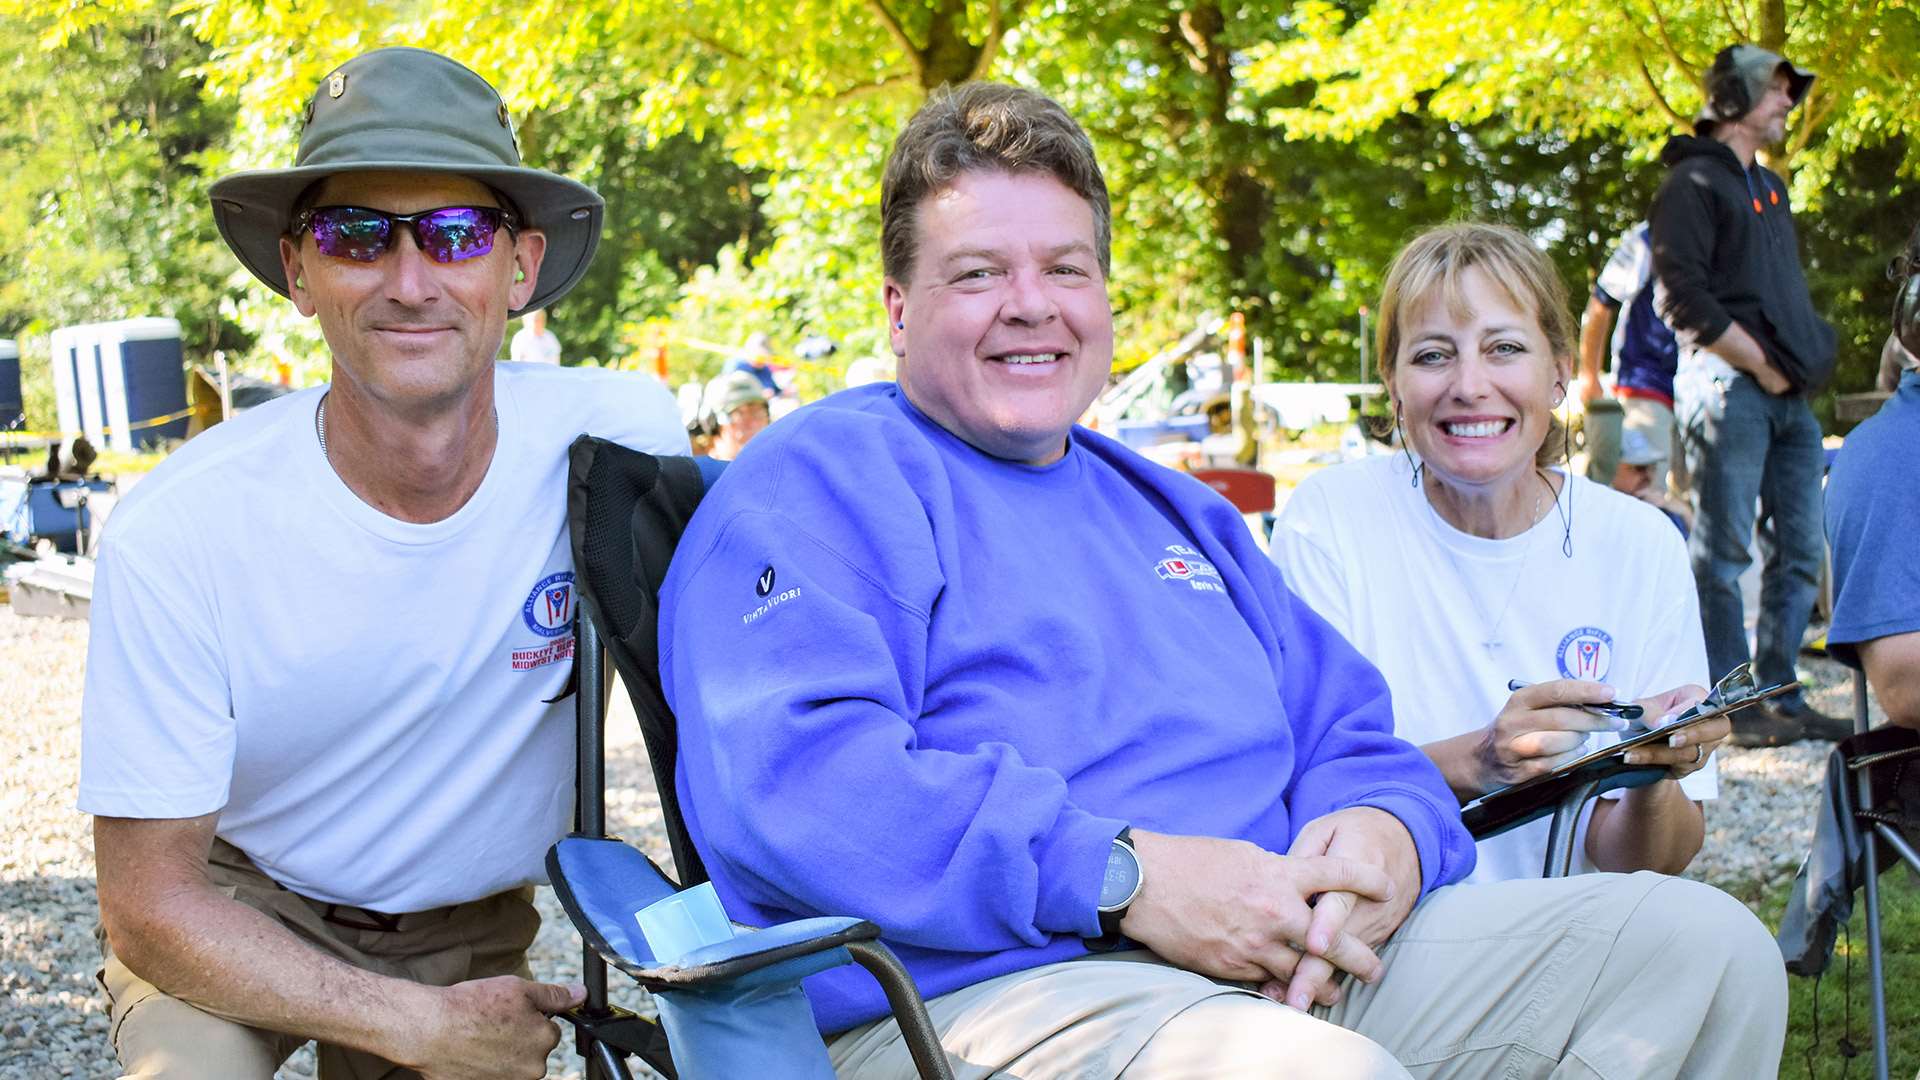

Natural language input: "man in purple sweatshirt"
[661,83,1786,1078]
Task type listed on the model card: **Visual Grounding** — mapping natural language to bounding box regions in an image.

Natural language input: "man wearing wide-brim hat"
[77,47,687,1078]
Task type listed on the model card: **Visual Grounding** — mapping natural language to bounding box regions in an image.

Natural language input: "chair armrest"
[547,835,882,991]
[650,917,881,992]
[1463,760,1669,840]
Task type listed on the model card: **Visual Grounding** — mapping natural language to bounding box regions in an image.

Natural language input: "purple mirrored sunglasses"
[292,204,519,264]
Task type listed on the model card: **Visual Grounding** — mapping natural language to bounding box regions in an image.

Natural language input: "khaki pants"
[97,840,541,1080]
[830,872,1786,1079]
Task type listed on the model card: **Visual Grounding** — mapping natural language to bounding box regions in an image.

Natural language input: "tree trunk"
[1756,0,1795,176]
[921,0,984,89]
[1179,1,1270,331]
[1757,0,1788,52]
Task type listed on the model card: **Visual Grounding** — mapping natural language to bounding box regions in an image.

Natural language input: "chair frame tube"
[847,942,957,1080]
[1540,777,1603,878]
[573,616,636,1080]
[1847,670,1920,1080]
[1853,671,1890,1080]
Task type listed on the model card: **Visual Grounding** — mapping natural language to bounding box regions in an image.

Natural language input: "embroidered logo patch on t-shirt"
[511,571,578,671]
[1557,626,1615,681]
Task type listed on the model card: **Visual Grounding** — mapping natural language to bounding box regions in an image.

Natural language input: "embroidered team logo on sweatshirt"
[1154,545,1226,594]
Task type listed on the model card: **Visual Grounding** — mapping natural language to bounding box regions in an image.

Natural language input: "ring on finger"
[1692,745,1704,764]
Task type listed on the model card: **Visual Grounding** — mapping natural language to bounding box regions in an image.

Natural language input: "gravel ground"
[0,604,1871,1078]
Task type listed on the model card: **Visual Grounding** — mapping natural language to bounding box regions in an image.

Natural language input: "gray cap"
[1619,428,1662,467]
[1695,44,1815,134]
[208,47,603,316]
[703,370,770,426]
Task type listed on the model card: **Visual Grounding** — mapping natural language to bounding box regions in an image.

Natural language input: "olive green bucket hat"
[208,47,603,316]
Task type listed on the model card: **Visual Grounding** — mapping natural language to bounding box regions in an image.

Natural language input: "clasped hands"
[1119,807,1419,1013]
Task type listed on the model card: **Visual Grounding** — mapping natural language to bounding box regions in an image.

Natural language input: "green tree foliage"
[1009,0,1662,381]
[1245,0,1920,397]
[5,0,1908,409]
[511,52,767,368]
[174,0,1026,387]
[1798,138,1920,414]
[1250,0,1920,188]
[0,1,241,426]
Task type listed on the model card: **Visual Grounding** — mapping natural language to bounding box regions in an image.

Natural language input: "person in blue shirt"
[1578,222,1684,491]
[1826,223,1920,729]
[723,331,783,396]
[662,81,1786,1079]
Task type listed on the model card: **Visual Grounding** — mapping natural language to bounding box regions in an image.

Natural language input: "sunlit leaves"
[1249,0,1920,199]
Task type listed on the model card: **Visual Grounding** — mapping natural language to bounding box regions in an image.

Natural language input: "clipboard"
[1460,679,1799,840]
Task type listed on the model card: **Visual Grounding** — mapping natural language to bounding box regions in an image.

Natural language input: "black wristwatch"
[1092,827,1142,943]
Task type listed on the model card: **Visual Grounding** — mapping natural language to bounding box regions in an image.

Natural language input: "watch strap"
[1087,827,1139,951]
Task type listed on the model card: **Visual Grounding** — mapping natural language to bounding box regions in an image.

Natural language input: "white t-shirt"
[79,362,686,911]
[1596,223,1652,368]
[1271,453,1715,883]
[510,326,562,365]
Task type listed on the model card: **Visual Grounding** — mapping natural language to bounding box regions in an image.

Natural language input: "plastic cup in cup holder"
[635,882,734,964]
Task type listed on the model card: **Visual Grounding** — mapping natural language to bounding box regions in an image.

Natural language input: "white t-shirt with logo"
[1272,453,1715,883]
[79,362,686,911]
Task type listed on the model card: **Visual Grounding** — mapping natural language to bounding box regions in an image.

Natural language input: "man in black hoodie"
[1650,44,1843,746]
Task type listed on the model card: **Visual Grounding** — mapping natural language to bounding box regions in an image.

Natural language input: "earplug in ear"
[294,276,305,289]
[515,269,526,282]
[895,321,904,330]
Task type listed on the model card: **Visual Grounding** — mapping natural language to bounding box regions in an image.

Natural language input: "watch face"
[1100,841,1141,909]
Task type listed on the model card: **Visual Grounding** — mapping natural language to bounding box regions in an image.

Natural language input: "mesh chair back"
[567,436,718,887]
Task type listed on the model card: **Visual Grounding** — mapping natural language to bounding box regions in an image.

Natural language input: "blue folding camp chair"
[547,437,953,1080]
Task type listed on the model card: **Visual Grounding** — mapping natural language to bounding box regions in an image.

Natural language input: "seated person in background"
[700,369,772,460]
[1612,428,1693,536]
[1826,223,1920,729]
[662,84,1784,1078]
[1273,223,1726,881]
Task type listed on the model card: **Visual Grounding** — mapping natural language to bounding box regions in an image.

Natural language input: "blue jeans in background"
[1680,372,1825,703]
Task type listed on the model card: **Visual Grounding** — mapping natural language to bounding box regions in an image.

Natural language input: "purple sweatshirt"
[660,385,1473,1033]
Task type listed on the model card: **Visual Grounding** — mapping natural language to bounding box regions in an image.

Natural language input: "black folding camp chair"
[1846,671,1920,1080]
[546,436,953,1080]
[1778,672,1920,1080]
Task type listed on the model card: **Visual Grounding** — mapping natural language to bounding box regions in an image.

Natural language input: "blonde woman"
[1272,223,1730,881]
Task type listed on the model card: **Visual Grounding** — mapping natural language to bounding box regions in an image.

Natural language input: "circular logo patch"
[522,571,575,638]
[1556,626,1614,682]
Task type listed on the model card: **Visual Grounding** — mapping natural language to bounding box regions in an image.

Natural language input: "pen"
[1505,679,1645,722]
